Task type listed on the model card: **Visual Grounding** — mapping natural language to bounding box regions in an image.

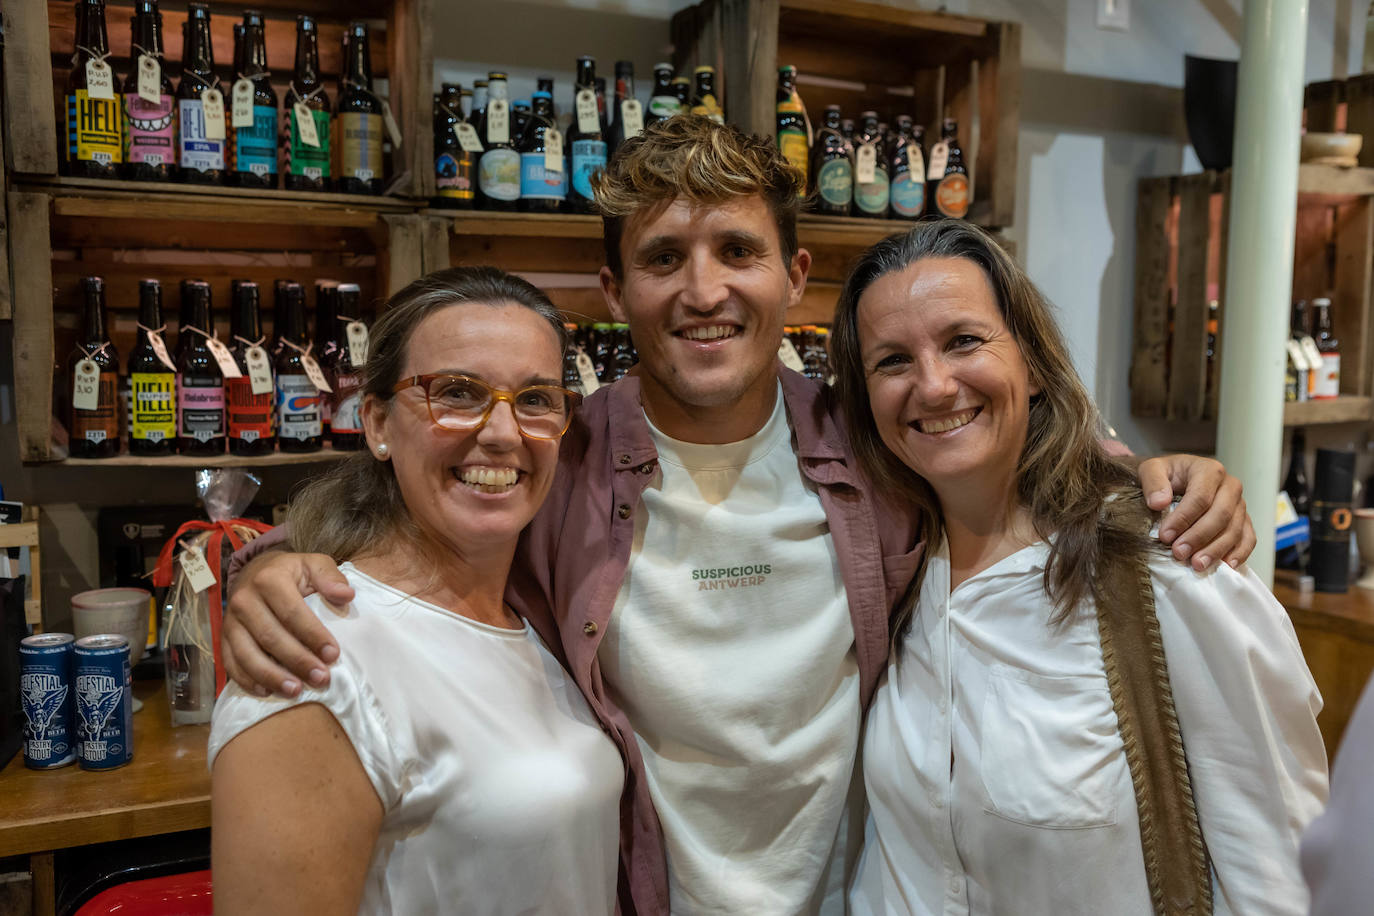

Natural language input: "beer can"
[74,634,134,770]
[19,633,77,769]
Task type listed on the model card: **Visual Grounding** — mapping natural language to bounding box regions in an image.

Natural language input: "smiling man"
[221,116,1255,915]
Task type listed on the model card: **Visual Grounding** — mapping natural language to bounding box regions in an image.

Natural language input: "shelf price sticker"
[620,99,644,139]
[138,55,162,104]
[86,59,115,101]
[381,100,403,148]
[927,140,949,180]
[545,128,564,171]
[777,339,806,373]
[346,322,370,366]
[301,353,332,392]
[201,88,227,140]
[456,122,484,153]
[179,544,218,594]
[246,345,274,395]
[231,78,255,128]
[73,360,100,411]
[486,99,510,146]
[204,337,243,379]
[907,144,925,178]
[574,347,600,394]
[293,102,321,148]
[856,143,877,184]
[576,89,599,134]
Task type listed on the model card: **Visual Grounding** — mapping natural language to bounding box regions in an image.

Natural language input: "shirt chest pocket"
[978,667,1125,829]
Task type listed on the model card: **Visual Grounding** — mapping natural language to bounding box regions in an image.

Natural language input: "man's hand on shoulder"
[1137,454,1256,572]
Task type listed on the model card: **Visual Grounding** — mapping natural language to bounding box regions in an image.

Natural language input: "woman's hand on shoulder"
[1137,454,1256,571]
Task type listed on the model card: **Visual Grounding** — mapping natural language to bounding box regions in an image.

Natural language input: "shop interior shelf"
[24,175,418,214]
[1282,395,1374,426]
[59,447,358,469]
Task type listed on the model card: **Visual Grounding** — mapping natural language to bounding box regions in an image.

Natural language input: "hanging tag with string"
[201,85,227,140]
[284,339,332,392]
[575,89,599,134]
[72,345,107,411]
[545,127,564,171]
[238,336,274,395]
[620,99,644,139]
[381,100,402,148]
[337,314,370,366]
[83,49,115,101]
[178,540,218,594]
[456,122,484,153]
[139,323,178,372]
[136,51,162,104]
[231,76,255,128]
[856,143,877,184]
[191,326,242,378]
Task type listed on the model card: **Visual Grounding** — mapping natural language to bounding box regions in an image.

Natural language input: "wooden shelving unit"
[1283,395,1374,426]
[60,446,357,468]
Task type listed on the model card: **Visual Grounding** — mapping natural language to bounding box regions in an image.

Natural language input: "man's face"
[600,195,809,440]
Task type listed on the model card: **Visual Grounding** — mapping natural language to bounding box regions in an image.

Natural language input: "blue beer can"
[74,634,134,770]
[19,633,77,769]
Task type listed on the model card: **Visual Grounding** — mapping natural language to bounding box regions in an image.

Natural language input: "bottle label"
[226,377,275,441]
[178,375,225,441]
[72,371,119,443]
[436,151,475,199]
[287,107,331,178]
[332,373,363,434]
[124,93,175,166]
[935,172,969,218]
[817,158,853,207]
[855,169,890,215]
[67,91,123,165]
[235,105,278,175]
[778,129,809,183]
[648,95,681,119]
[178,98,225,172]
[520,152,568,200]
[890,172,925,218]
[339,112,384,182]
[130,372,176,443]
[1313,352,1341,398]
[856,144,877,184]
[691,95,724,124]
[478,148,521,201]
[571,139,607,200]
[277,373,322,439]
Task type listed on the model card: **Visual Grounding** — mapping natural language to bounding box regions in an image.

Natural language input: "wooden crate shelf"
[60,446,357,468]
[1283,395,1374,426]
[26,175,421,211]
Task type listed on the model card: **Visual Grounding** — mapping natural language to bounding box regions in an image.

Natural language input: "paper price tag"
[907,144,925,178]
[231,78,254,128]
[777,339,806,373]
[86,59,115,100]
[1300,335,1324,369]
[346,321,370,366]
[205,336,243,379]
[301,353,332,392]
[246,345,273,395]
[148,330,176,372]
[456,122,484,153]
[856,144,877,184]
[201,88,226,140]
[293,102,321,147]
[576,89,599,134]
[486,99,510,145]
[574,348,600,394]
[927,140,949,179]
[381,100,403,147]
[137,55,162,104]
[545,128,564,171]
[73,360,100,411]
[1286,339,1312,372]
[179,545,218,594]
[620,99,644,138]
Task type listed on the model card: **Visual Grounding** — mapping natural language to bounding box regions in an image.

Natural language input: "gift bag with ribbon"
[153,470,271,725]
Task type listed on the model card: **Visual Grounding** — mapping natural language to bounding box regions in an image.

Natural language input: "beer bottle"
[672,77,691,113]
[176,280,226,455]
[512,99,534,148]
[229,11,278,189]
[122,0,175,182]
[68,277,120,459]
[66,0,123,179]
[127,279,177,456]
[520,91,567,213]
[810,105,852,217]
[853,111,889,219]
[611,324,636,381]
[591,322,614,382]
[225,281,275,456]
[690,66,725,124]
[608,61,638,153]
[537,76,556,100]
[434,83,475,209]
[888,115,925,220]
[841,118,856,143]
[468,80,489,127]
[314,280,340,438]
[931,117,970,219]
[460,88,474,121]
[335,22,385,195]
[567,57,608,214]
[646,63,680,126]
[275,282,323,452]
[1312,297,1341,399]
[176,3,225,184]
[284,15,331,191]
[477,72,521,211]
[775,66,809,192]
[329,283,367,451]
[271,278,292,360]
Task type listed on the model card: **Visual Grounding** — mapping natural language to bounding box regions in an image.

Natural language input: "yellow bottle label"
[778,130,809,186]
[67,90,124,164]
[130,372,177,443]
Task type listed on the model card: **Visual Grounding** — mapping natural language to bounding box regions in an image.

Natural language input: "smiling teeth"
[682,326,737,341]
[916,409,978,434]
[459,467,519,488]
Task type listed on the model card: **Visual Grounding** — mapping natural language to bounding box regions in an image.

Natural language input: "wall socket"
[1097,0,1130,31]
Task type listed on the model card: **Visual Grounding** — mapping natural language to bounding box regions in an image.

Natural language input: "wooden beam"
[720,0,779,138]
[1130,177,1173,418]
[385,0,434,199]
[421,215,452,275]
[383,214,423,296]
[1207,171,1232,420]
[9,192,56,462]
[1167,172,1214,421]
[1345,74,1374,168]
[984,21,1020,228]
[779,0,988,37]
[1333,197,1374,396]
[5,0,58,174]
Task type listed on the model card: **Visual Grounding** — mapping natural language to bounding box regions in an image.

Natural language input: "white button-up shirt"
[850,539,1328,916]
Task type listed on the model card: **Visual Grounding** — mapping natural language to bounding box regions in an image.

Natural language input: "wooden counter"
[1274,571,1374,760]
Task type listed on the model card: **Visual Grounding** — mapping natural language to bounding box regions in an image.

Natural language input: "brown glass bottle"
[853,110,889,219]
[230,11,278,189]
[227,281,276,455]
[284,15,331,191]
[176,3,225,184]
[608,61,636,154]
[434,82,475,209]
[567,57,607,214]
[314,280,340,440]
[335,22,384,195]
[122,0,176,182]
[329,284,366,451]
[176,280,226,454]
[275,282,323,452]
[810,105,852,217]
[477,73,520,211]
[68,277,121,458]
[127,279,177,455]
[887,115,925,220]
[931,117,970,219]
[519,91,566,213]
[66,0,123,179]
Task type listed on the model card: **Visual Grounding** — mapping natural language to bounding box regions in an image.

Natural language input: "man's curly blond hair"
[591,114,804,278]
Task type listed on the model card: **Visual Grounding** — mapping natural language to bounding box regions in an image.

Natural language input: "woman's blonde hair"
[285,267,567,563]
[829,221,1160,635]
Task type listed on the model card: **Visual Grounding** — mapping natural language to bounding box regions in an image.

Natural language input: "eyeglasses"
[392,374,582,440]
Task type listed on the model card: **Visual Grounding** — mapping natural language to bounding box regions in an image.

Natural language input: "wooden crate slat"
[1305,80,1343,133]
[6,0,59,174]
[49,194,386,229]
[778,0,989,38]
[1346,75,1374,169]
[982,22,1020,229]
[1333,197,1374,396]
[384,213,424,296]
[385,0,434,200]
[9,191,57,462]
[1130,176,1173,417]
[721,0,780,138]
[421,216,452,275]
[1167,172,1214,421]
[449,235,606,274]
[1207,171,1232,420]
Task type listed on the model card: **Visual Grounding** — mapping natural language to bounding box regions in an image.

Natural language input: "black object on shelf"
[1184,55,1238,171]
[1311,447,1357,593]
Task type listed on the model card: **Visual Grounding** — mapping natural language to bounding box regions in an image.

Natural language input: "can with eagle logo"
[74,634,134,770]
[20,633,77,769]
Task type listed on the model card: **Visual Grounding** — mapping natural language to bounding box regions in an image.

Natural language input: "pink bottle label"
[125,93,176,167]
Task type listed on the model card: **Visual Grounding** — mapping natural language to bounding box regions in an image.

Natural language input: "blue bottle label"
[520,153,567,200]
[235,105,278,175]
[890,172,925,217]
[178,98,224,171]
[817,158,853,207]
[855,170,890,215]
[571,139,607,199]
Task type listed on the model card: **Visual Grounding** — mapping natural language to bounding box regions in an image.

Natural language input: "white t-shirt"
[850,539,1329,916]
[598,388,861,914]
[209,563,624,916]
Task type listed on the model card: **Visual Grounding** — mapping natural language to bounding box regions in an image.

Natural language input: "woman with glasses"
[209,267,620,915]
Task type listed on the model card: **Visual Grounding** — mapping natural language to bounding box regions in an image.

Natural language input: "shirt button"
[583,621,598,636]
[948,877,962,895]
[639,461,655,474]
[617,504,632,519]
[618,454,631,464]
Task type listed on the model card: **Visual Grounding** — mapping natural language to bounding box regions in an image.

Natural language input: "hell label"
[246,345,274,395]
[856,144,877,184]
[73,360,100,411]
[346,321,370,366]
[907,144,925,178]
[231,78,255,128]
[148,330,176,371]
[201,88,227,140]
[301,353,332,392]
[486,99,510,146]
[620,99,644,138]
[545,128,564,171]
[293,102,321,147]
[777,339,806,373]
[137,55,162,104]
[927,140,950,180]
[179,545,218,593]
[381,100,403,147]
[576,89,599,134]
[205,336,243,379]
[86,59,115,100]
[456,122,484,153]
[574,349,600,394]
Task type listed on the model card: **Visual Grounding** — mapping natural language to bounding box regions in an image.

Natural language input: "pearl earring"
[376,443,389,457]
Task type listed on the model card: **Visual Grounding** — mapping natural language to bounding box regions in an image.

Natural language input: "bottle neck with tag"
[334,285,361,369]
[231,283,263,351]
[344,22,374,91]
[131,1,164,59]
[293,15,321,90]
[182,4,215,81]
[180,282,215,357]
[80,277,109,347]
[242,13,269,81]
[135,280,163,347]
[76,0,112,70]
[315,282,339,354]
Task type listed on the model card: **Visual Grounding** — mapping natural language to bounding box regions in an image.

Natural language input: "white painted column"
[1216,0,1310,585]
